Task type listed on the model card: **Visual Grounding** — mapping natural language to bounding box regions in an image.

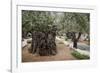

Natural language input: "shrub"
[71,50,90,59]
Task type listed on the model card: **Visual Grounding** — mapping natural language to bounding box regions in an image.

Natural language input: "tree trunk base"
[31,31,57,56]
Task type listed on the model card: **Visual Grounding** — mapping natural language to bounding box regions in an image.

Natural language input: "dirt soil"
[22,39,76,62]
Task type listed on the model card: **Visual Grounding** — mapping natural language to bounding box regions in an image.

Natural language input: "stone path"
[56,37,90,56]
[22,38,76,62]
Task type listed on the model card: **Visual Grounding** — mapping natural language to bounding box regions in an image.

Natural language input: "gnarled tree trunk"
[31,30,57,56]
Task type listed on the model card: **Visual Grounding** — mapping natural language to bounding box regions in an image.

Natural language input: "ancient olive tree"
[22,10,57,56]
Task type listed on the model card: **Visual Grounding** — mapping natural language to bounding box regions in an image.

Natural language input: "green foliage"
[60,12,90,33]
[71,50,90,59]
[22,10,56,33]
[22,10,90,38]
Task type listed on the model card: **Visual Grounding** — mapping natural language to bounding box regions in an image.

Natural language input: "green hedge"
[71,50,90,59]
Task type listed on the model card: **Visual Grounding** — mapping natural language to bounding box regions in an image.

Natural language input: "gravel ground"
[22,39,76,62]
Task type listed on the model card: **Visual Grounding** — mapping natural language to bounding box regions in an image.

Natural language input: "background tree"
[59,12,90,48]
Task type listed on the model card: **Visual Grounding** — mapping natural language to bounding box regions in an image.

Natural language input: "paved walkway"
[22,38,76,62]
[56,37,90,56]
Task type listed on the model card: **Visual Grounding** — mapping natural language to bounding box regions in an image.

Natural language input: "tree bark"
[77,32,82,40]
[73,38,78,48]
[72,32,82,49]
[31,30,57,56]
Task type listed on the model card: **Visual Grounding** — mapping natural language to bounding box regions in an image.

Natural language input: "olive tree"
[60,12,90,48]
[22,10,57,56]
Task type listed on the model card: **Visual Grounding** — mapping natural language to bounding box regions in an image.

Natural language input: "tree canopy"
[22,10,90,37]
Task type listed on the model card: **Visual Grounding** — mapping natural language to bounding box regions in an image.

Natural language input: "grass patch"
[71,50,90,59]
